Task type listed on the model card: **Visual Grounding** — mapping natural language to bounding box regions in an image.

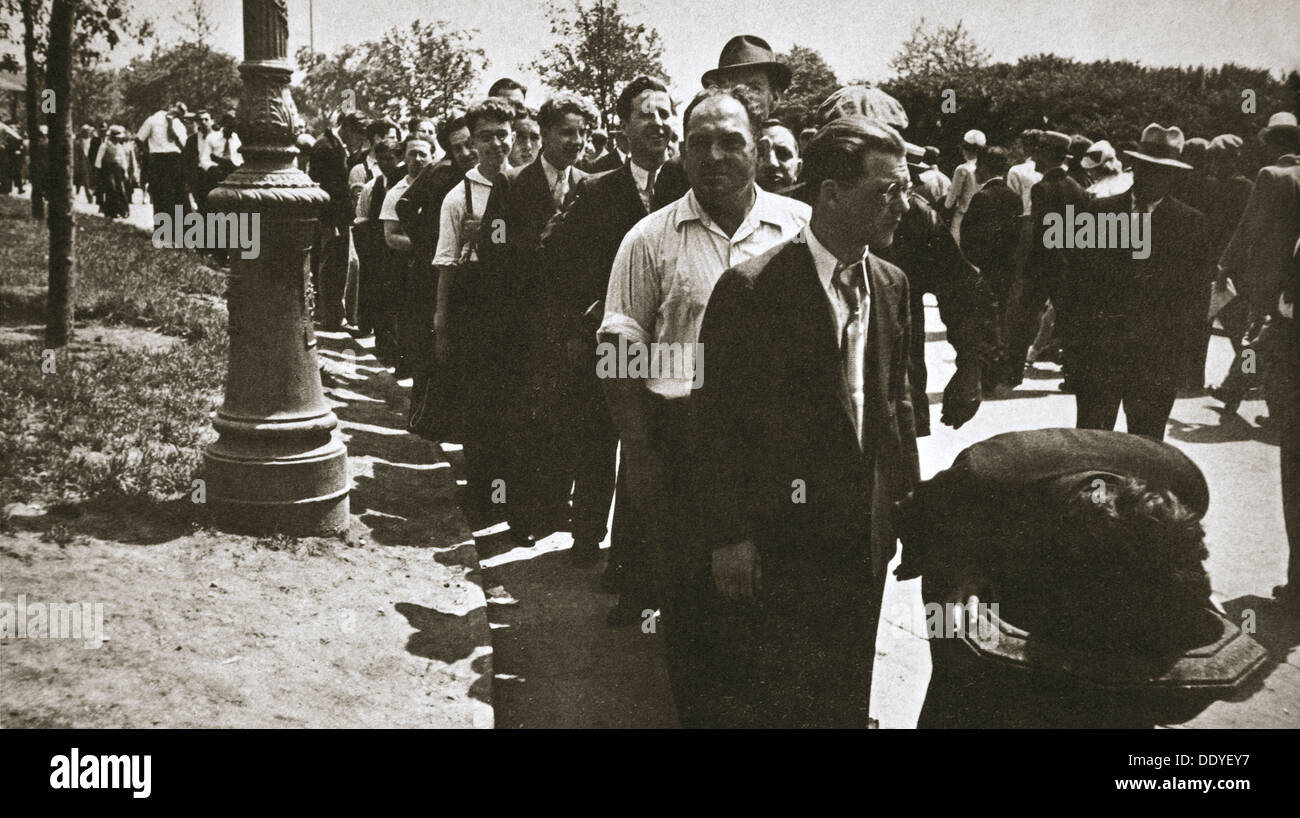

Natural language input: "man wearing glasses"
[691,115,920,727]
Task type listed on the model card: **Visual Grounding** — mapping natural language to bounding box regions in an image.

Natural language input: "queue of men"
[226,33,1295,727]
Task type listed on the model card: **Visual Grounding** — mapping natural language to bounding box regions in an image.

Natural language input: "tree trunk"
[20,0,44,219]
[44,0,77,348]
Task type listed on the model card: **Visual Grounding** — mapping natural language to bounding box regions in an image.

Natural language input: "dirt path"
[1,330,492,728]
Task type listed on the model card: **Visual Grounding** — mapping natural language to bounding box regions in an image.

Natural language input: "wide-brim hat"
[1080,139,1117,169]
[1124,123,1194,169]
[701,35,792,92]
[816,85,908,130]
[1258,111,1300,144]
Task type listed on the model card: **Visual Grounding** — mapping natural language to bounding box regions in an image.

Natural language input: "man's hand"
[712,540,762,601]
[941,365,982,429]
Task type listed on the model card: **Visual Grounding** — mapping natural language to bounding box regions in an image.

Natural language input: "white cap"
[962,129,986,148]
[1080,139,1117,169]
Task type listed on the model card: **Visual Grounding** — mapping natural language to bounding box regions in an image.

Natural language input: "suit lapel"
[783,242,860,450]
[612,164,645,219]
[864,255,901,457]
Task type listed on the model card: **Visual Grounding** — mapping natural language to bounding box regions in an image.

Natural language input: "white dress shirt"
[541,154,573,208]
[600,185,810,399]
[432,166,496,266]
[1007,159,1041,216]
[629,160,659,213]
[206,130,242,167]
[136,110,186,155]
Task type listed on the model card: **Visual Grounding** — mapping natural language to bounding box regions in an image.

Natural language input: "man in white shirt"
[137,101,190,219]
[430,98,523,541]
[944,128,985,242]
[1007,129,1043,216]
[599,85,808,725]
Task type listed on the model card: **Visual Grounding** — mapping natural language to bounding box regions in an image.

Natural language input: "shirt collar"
[804,224,868,293]
[980,176,1006,189]
[673,184,787,232]
[466,166,495,186]
[629,160,654,192]
[541,154,568,188]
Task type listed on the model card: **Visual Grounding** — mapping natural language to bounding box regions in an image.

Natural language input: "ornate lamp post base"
[202,0,350,536]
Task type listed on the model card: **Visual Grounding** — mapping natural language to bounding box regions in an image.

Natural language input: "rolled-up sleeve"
[599,226,658,344]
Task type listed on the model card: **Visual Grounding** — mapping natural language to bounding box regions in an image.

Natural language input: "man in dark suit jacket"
[310,113,367,328]
[961,147,1025,388]
[692,116,920,727]
[539,77,676,605]
[1008,131,1090,385]
[478,92,598,539]
[1067,125,1211,440]
[578,129,626,174]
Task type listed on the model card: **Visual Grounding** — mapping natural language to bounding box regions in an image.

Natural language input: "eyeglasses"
[879,180,913,204]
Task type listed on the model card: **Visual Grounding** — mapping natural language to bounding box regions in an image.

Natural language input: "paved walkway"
[476,299,1297,729]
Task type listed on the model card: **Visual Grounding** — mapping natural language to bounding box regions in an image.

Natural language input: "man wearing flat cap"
[819,86,997,436]
[1067,123,1211,440]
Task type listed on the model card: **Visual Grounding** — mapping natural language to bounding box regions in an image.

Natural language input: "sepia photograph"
[1,0,1298,784]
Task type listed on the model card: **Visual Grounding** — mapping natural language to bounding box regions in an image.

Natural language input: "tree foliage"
[119,39,241,126]
[0,0,153,73]
[882,56,1298,173]
[292,19,486,129]
[771,45,839,130]
[528,0,669,128]
[889,17,989,79]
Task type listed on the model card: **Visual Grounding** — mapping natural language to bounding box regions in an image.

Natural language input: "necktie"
[166,116,182,148]
[833,260,867,448]
[644,167,656,210]
[552,167,568,209]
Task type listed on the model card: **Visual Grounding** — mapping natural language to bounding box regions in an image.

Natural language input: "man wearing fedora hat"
[618,35,791,210]
[1067,123,1211,440]
[701,35,792,120]
[1008,130,1088,388]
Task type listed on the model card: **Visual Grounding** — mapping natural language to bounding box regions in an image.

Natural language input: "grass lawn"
[0,195,228,508]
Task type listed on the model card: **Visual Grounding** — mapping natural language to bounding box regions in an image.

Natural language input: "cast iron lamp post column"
[203,0,349,534]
